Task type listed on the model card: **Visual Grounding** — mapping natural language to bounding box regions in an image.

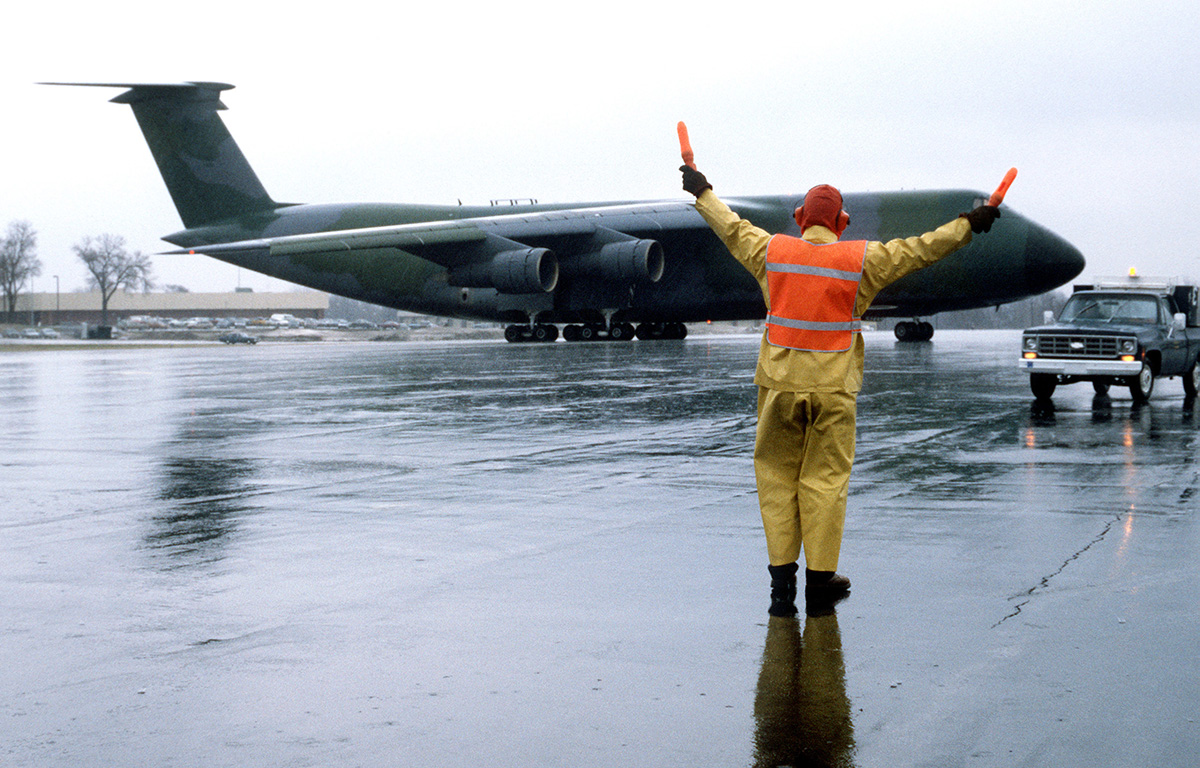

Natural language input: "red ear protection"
[794,185,850,236]
[794,206,850,233]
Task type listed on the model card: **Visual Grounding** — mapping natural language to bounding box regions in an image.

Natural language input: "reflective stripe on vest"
[764,236,867,352]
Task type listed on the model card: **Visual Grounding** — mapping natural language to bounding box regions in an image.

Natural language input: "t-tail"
[44,81,278,229]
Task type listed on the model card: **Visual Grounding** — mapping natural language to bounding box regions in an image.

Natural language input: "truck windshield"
[1059,294,1161,324]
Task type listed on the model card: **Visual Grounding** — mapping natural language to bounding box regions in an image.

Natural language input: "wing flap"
[270,222,487,256]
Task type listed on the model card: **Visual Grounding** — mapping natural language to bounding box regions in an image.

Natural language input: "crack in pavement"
[993,509,1129,628]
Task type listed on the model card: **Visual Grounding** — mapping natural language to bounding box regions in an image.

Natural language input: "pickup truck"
[1019,279,1200,401]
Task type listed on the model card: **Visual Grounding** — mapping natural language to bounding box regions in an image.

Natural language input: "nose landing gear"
[894,320,934,342]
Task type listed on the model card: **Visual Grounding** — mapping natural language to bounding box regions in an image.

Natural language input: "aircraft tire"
[563,325,580,342]
[1030,373,1057,400]
[895,321,933,342]
[1092,380,1112,396]
[532,324,557,343]
[609,322,634,341]
[504,325,526,343]
[578,325,596,342]
[670,322,688,340]
[635,323,657,340]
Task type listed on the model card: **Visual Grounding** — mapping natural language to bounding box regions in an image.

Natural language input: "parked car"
[219,331,258,345]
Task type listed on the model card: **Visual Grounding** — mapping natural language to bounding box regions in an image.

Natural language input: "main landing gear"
[894,320,934,342]
[503,322,688,343]
[504,324,559,343]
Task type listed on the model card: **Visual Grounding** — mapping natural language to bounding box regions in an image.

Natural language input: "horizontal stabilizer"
[44,81,275,228]
[41,81,235,106]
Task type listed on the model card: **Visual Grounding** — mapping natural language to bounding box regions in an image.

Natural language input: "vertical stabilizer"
[53,82,277,228]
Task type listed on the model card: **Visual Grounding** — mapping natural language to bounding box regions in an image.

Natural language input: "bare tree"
[74,234,154,327]
[0,220,41,315]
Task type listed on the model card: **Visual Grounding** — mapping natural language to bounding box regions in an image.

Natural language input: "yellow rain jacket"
[694,189,973,569]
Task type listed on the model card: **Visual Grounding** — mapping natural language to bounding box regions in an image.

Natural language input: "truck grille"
[1032,335,1120,358]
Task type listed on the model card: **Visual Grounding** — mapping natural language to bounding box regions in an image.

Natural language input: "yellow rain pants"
[755,387,856,569]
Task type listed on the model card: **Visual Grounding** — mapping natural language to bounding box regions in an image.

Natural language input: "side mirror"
[1043,310,1055,324]
[1173,313,1186,331]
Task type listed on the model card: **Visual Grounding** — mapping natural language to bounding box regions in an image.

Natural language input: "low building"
[7,290,329,326]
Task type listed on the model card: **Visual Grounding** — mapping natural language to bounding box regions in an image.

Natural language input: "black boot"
[805,568,851,611]
[767,563,799,617]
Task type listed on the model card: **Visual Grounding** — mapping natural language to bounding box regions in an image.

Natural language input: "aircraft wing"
[175,201,711,263]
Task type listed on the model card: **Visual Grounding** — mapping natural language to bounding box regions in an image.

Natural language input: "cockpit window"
[1059,294,1161,324]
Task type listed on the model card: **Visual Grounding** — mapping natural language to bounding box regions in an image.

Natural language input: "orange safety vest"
[764,235,867,352]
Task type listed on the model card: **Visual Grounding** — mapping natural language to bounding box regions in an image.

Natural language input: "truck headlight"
[1119,338,1136,354]
[1023,336,1038,351]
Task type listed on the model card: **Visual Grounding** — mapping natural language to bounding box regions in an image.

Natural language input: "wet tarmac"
[3,330,1197,767]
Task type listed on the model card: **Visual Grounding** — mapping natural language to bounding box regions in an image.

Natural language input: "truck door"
[1160,297,1189,374]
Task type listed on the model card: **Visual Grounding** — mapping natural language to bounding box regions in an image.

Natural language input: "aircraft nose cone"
[1025,223,1085,294]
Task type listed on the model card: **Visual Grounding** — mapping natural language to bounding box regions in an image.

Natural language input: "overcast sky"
[3,0,1198,296]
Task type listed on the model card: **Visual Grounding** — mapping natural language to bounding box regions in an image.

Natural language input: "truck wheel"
[1184,358,1200,398]
[1128,362,1154,402]
[1031,373,1057,400]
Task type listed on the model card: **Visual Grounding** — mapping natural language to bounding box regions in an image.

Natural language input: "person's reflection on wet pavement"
[753,609,855,768]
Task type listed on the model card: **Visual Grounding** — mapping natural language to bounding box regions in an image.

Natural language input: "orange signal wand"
[988,167,1018,207]
[677,121,695,169]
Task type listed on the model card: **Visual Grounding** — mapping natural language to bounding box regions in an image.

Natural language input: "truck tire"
[1128,362,1154,402]
[1185,358,1200,398]
[1030,373,1057,400]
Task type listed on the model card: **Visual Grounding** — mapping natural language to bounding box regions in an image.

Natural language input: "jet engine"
[560,239,664,285]
[448,248,559,294]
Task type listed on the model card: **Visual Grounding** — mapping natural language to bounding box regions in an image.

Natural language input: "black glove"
[680,165,712,197]
[959,205,1001,234]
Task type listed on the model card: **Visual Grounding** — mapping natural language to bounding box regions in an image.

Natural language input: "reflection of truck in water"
[1019,277,1200,401]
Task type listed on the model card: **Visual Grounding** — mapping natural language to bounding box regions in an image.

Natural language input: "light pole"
[54,275,60,324]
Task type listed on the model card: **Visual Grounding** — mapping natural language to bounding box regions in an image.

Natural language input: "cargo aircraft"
[50,81,1084,342]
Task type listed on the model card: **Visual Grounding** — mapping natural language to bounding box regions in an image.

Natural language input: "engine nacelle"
[448,248,559,294]
[560,239,665,285]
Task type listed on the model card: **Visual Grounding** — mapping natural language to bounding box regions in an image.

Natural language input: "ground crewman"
[680,164,999,615]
